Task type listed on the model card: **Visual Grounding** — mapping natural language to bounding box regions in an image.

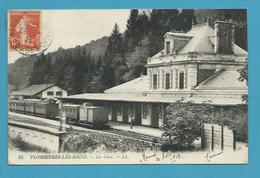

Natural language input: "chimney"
[214,20,235,54]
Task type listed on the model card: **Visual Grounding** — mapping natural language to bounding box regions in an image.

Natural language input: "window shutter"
[175,69,178,89]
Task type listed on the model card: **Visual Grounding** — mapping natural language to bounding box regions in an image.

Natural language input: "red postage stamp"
[9,11,40,50]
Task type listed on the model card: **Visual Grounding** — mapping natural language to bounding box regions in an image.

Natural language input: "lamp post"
[59,90,65,132]
[130,105,134,129]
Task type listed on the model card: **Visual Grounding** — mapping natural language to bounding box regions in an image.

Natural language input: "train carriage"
[61,104,80,123]
[10,100,25,112]
[79,106,108,128]
[24,101,35,114]
[9,99,59,118]
[9,99,108,129]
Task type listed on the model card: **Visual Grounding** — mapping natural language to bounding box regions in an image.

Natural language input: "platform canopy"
[64,92,246,106]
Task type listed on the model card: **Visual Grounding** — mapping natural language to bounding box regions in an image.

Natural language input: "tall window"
[117,103,122,116]
[128,104,134,118]
[153,74,158,90]
[165,73,170,89]
[142,104,148,119]
[157,105,162,120]
[166,41,170,55]
[179,72,184,89]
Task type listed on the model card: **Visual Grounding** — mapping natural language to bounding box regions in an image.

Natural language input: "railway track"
[66,120,167,144]
[9,114,61,130]
[9,112,167,145]
[104,128,167,145]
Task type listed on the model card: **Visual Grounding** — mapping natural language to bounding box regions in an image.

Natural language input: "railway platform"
[109,122,163,138]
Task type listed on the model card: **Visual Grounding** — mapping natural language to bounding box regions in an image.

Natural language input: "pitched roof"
[105,69,247,94]
[105,75,149,94]
[65,71,247,106]
[196,70,247,90]
[11,84,55,96]
[151,23,247,59]
[182,24,247,55]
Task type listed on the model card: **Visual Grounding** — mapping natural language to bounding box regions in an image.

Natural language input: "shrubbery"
[212,105,248,142]
[161,101,214,149]
[161,101,248,150]
[61,129,156,153]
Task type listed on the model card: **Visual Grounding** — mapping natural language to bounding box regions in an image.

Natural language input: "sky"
[8,10,130,63]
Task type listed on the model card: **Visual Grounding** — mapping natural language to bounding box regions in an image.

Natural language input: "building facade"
[64,21,248,128]
[10,84,68,100]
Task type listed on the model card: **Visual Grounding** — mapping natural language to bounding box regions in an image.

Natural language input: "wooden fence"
[201,123,236,151]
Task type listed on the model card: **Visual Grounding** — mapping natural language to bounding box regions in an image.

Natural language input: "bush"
[61,129,155,153]
[161,100,214,148]
[212,105,248,142]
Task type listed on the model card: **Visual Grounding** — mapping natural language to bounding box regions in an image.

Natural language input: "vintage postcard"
[8,9,248,164]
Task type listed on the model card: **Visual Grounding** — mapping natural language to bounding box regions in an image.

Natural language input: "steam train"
[8,99,108,128]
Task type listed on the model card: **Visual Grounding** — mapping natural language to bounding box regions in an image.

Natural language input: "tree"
[88,72,105,92]
[149,9,194,56]
[30,53,48,85]
[62,66,76,94]
[229,105,248,142]
[238,58,248,103]
[212,105,247,142]
[101,23,127,87]
[125,9,139,51]
[162,100,214,148]
[123,36,150,81]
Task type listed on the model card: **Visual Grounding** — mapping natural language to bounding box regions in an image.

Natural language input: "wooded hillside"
[8,9,247,94]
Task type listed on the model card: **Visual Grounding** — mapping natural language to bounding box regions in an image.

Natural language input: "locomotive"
[8,99,108,128]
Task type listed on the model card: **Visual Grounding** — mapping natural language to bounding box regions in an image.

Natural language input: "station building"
[64,21,248,128]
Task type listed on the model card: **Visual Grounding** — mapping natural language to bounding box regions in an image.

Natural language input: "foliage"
[238,58,248,103]
[61,129,155,153]
[161,100,214,148]
[212,105,248,142]
[9,135,50,153]
[9,37,108,94]
[123,36,151,81]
